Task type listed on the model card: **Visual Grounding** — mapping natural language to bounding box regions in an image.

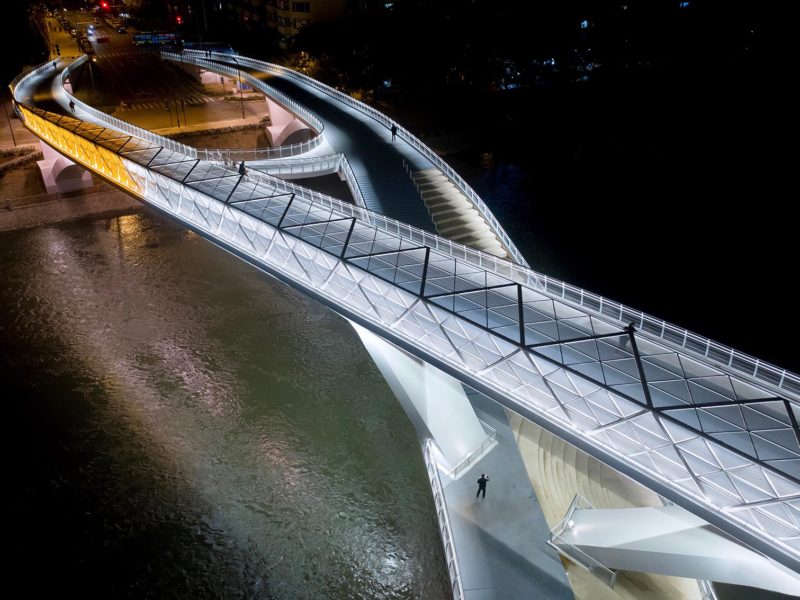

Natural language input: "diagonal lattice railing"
[168,50,800,405]
[13,68,800,576]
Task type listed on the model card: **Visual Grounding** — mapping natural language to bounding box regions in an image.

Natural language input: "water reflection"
[2,211,449,599]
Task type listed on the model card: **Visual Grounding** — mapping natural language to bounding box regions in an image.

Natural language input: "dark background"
[4,0,795,371]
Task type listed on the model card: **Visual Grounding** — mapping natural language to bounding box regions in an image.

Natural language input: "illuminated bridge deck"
[12,58,800,583]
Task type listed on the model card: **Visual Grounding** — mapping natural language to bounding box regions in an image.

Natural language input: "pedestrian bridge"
[11,54,800,590]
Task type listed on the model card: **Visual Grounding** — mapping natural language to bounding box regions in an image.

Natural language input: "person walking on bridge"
[390,123,397,142]
[68,100,75,113]
[476,473,489,499]
[239,161,246,176]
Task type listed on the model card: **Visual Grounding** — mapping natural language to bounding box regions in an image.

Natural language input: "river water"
[2,209,449,599]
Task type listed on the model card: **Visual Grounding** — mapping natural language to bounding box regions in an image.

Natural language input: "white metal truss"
[17,104,800,574]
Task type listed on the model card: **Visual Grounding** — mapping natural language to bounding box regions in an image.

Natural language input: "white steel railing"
[423,440,464,600]
[9,58,58,97]
[548,495,618,588]
[60,56,199,156]
[237,152,367,209]
[245,152,342,177]
[16,55,800,400]
[443,421,497,480]
[185,49,529,267]
[239,161,800,399]
[162,51,324,160]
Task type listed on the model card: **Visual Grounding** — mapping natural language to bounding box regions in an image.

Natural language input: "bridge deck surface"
[236,64,438,232]
[449,391,574,600]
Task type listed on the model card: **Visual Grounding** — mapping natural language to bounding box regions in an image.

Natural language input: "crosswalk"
[119,96,217,111]
[95,50,152,60]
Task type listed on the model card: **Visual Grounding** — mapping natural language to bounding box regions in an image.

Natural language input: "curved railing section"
[60,56,199,156]
[13,88,800,573]
[9,59,58,99]
[235,164,800,397]
[162,51,325,160]
[193,140,321,161]
[424,441,464,600]
[13,57,800,398]
[244,152,367,209]
[184,49,529,267]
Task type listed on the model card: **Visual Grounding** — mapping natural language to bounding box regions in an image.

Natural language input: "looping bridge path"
[11,54,800,580]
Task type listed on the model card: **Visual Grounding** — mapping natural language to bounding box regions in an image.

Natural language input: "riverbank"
[0,162,141,233]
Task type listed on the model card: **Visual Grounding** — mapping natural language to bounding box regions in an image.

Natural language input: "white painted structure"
[559,503,800,596]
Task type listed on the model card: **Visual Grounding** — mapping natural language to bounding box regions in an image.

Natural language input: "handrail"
[337,154,367,209]
[248,152,342,175]
[9,58,57,96]
[243,152,367,209]
[444,421,497,480]
[186,49,529,267]
[548,494,618,588]
[60,56,199,157]
[423,440,464,600]
[14,55,800,400]
[245,158,800,400]
[15,90,800,572]
[162,51,324,160]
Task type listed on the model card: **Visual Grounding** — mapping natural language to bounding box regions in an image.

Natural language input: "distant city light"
[679,1,690,7]
[580,20,589,29]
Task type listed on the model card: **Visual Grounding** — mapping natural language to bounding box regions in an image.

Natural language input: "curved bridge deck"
[12,57,800,586]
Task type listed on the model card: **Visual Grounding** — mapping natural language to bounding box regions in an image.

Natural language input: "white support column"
[558,504,800,596]
[351,322,490,475]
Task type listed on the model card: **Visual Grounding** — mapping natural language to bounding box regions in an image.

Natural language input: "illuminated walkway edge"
[11,57,800,587]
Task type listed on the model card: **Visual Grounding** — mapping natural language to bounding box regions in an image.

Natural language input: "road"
[50,7,204,109]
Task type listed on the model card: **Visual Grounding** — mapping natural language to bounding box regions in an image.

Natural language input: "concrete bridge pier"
[265,97,312,147]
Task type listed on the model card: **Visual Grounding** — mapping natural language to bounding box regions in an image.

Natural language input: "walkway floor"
[446,390,574,600]
[230,63,438,232]
[15,59,579,600]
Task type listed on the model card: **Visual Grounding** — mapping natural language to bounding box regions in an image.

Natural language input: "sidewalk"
[444,390,575,600]
[1,100,39,149]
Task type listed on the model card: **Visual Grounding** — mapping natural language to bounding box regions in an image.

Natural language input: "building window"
[292,2,310,12]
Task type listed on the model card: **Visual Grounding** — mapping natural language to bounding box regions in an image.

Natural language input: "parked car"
[96,35,110,43]
[116,26,127,34]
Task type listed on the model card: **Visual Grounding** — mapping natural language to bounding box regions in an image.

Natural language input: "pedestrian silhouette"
[390,123,397,142]
[52,61,57,70]
[476,473,489,499]
[68,100,75,113]
[238,161,246,176]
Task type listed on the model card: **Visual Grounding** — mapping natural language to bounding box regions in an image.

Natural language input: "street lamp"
[2,93,17,147]
[231,56,245,120]
[164,100,173,128]
[87,55,97,95]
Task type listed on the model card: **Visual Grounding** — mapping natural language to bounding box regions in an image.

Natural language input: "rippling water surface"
[2,210,449,599]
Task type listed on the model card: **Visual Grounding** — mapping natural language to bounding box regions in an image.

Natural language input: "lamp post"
[87,55,97,95]
[232,56,245,120]
[2,93,17,147]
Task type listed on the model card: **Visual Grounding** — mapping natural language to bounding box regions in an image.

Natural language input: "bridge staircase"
[409,167,507,258]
